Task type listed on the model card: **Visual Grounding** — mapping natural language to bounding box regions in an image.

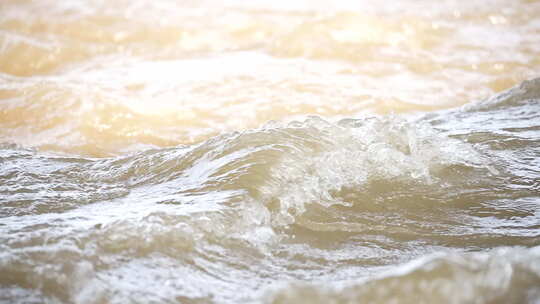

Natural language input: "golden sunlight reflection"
[0,0,539,156]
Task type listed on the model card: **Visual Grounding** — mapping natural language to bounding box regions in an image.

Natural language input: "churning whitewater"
[1,79,540,303]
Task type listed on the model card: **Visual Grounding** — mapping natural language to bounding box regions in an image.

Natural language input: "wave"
[264,246,540,304]
[1,78,539,303]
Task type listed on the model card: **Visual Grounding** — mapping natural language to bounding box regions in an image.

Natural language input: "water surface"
[1,0,539,303]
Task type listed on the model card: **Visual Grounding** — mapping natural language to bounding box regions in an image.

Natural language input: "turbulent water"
[1,1,540,303]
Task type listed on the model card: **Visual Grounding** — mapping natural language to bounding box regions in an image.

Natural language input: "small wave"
[264,246,540,304]
[462,77,540,112]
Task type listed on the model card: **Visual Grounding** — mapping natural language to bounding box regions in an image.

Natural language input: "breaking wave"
[1,79,539,303]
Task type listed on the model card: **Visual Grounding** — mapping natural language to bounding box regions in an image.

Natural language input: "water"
[1,0,540,303]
